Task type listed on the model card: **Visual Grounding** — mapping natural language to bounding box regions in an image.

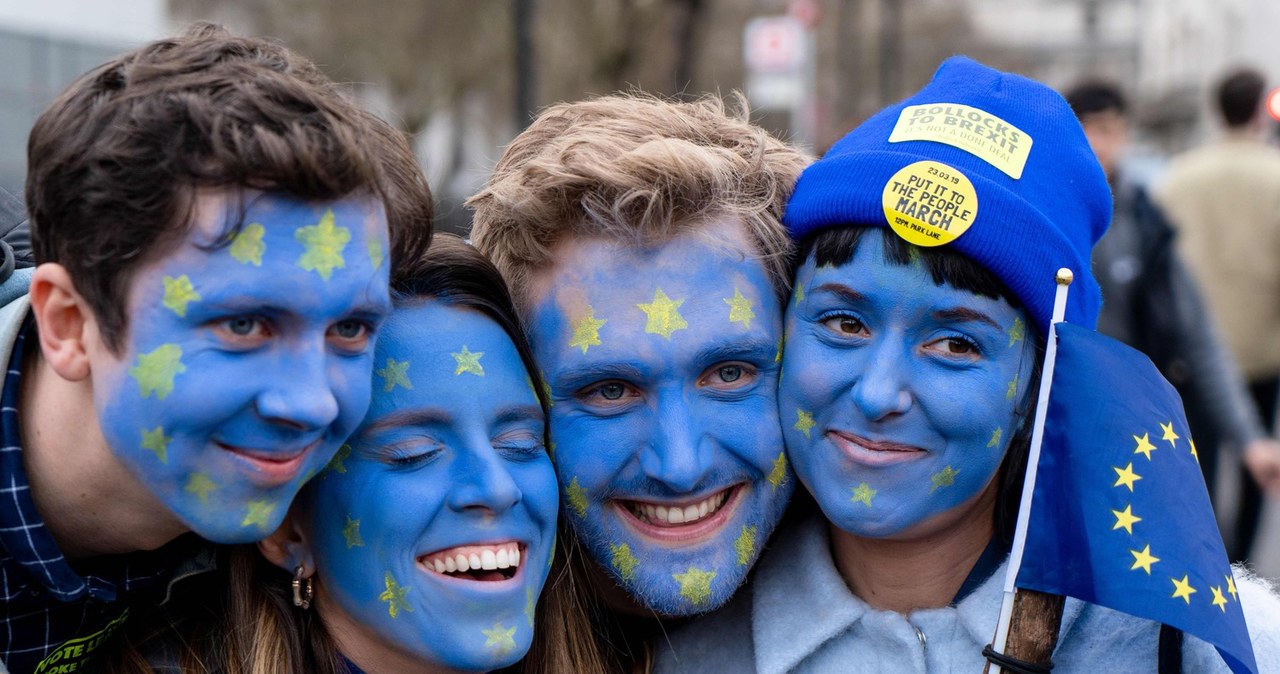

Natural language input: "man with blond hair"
[468,93,807,665]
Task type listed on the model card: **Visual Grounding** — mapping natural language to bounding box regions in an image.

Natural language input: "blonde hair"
[467,92,811,311]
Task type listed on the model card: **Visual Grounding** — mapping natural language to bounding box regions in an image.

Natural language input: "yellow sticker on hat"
[889,103,1032,179]
[882,160,978,247]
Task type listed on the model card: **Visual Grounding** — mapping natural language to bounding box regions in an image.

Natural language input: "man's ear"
[258,507,316,575]
[29,263,97,381]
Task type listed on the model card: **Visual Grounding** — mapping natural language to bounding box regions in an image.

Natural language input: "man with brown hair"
[1157,67,1280,561]
[468,94,807,664]
[0,23,431,673]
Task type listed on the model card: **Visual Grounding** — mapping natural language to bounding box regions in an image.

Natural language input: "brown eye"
[822,315,866,336]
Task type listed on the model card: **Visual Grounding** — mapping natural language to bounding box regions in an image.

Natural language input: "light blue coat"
[655,515,1280,673]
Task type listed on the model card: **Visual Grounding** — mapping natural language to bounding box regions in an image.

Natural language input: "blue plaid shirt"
[0,317,207,673]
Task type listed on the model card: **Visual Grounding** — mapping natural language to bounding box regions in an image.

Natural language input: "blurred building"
[0,0,166,194]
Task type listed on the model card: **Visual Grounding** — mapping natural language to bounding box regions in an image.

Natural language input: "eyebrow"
[933,307,1001,329]
[365,408,452,434]
[494,405,546,426]
[552,362,647,389]
[812,283,868,305]
[693,336,778,366]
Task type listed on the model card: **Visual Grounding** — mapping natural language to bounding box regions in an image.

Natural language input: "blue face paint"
[528,221,791,615]
[779,229,1034,538]
[96,191,391,543]
[303,301,557,672]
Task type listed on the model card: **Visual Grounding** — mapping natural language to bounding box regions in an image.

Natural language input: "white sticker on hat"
[882,160,978,247]
[889,103,1032,179]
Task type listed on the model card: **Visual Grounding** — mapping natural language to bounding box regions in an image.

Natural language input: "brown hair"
[25,22,432,353]
[467,92,810,312]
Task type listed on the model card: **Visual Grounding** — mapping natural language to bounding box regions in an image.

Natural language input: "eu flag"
[1015,322,1257,673]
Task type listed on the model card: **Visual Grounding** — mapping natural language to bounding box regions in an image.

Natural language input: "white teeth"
[512,547,520,567]
[468,553,482,570]
[628,488,732,526]
[496,548,509,568]
[445,556,457,573]
[434,559,446,573]
[481,550,498,570]
[423,542,524,576]
[456,554,470,573]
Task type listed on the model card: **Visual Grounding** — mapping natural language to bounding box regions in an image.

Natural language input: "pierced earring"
[292,565,314,610]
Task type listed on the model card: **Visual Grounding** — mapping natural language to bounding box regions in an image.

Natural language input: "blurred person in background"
[1156,67,1280,561]
[1066,80,1280,553]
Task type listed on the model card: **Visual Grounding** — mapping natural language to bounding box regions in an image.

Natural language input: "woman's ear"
[258,506,316,575]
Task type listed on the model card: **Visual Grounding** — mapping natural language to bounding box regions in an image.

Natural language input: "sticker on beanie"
[881,160,978,247]
[888,103,1032,179]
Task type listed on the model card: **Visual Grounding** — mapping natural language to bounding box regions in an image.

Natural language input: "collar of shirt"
[0,309,198,604]
[749,514,1085,674]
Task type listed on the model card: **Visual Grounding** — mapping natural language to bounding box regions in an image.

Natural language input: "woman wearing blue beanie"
[655,57,1280,673]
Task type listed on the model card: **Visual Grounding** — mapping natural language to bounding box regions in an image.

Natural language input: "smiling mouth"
[216,441,316,487]
[419,542,522,582]
[614,485,740,543]
[828,431,926,467]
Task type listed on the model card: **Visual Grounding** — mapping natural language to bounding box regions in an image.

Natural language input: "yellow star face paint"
[94,190,391,544]
[527,221,790,615]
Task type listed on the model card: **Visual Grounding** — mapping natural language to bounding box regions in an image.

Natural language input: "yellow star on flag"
[185,473,216,504]
[230,223,266,266]
[724,288,756,328]
[1191,440,1199,463]
[141,426,171,463]
[637,288,688,339]
[1112,504,1141,535]
[794,409,816,438]
[767,452,788,490]
[376,358,412,391]
[343,515,364,548]
[1006,375,1018,401]
[1211,585,1229,612]
[568,306,607,354]
[1133,432,1157,461]
[1160,421,1180,448]
[380,572,413,618]
[162,275,201,317]
[930,466,959,493]
[129,344,186,400]
[610,542,639,580]
[566,477,588,518]
[241,500,275,530]
[673,566,717,607]
[735,525,758,566]
[1129,544,1160,574]
[452,345,485,376]
[851,482,876,507]
[987,427,1003,448]
[296,209,351,281]
[1008,317,1025,347]
[1226,575,1238,601]
[1113,462,1142,492]
[1171,575,1197,604]
[483,622,517,656]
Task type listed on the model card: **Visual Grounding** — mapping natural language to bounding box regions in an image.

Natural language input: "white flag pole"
[989,268,1073,673]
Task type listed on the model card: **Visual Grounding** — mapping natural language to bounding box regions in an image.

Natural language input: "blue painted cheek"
[96,194,389,544]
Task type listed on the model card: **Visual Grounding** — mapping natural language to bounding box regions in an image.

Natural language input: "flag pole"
[988,268,1073,674]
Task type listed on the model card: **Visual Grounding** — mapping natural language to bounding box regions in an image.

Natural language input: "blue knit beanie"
[785,56,1111,338]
